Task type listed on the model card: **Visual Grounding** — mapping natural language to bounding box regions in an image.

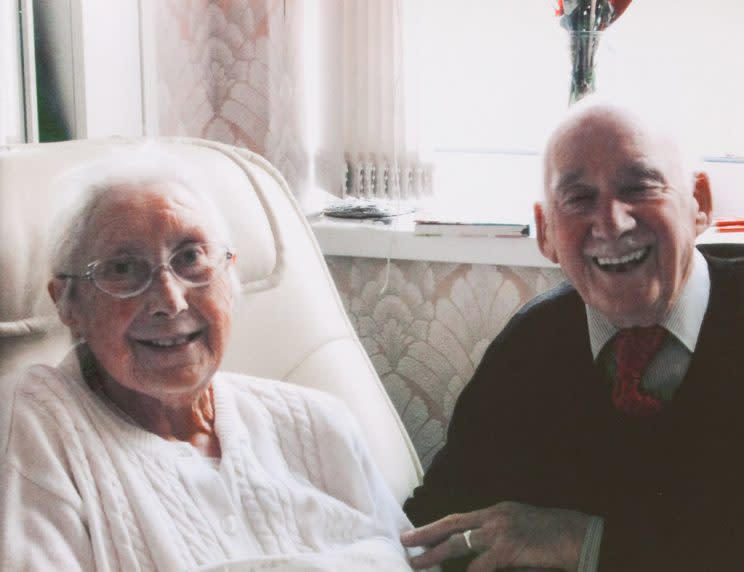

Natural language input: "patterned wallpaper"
[326,257,564,468]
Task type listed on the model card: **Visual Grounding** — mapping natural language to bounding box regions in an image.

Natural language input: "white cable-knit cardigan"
[0,351,415,571]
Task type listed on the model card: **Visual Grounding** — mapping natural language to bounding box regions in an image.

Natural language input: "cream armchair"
[0,137,422,503]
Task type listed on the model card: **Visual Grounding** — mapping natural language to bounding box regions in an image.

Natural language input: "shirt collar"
[586,248,711,360]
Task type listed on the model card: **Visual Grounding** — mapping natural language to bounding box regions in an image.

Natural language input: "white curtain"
[146,0,430,205]
[337,0,432,200]
[148,0,309,200]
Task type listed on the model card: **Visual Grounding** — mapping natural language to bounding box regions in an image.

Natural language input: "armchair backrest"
[0,137,422,502]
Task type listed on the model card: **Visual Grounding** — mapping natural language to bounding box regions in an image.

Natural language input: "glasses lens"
[93,256,151,296]
[170,243,227,285]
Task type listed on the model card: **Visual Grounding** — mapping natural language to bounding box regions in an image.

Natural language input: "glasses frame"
[57,242,236,299]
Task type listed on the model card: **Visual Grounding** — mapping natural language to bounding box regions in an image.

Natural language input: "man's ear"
[48,278,82,336]
[692,171,713,235]
[534,202,558,263]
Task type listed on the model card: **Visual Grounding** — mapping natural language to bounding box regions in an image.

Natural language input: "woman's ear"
[48,278,82,337]
[48,277,66,306]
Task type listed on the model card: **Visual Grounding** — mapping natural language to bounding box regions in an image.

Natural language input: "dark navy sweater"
[404,253,744,571]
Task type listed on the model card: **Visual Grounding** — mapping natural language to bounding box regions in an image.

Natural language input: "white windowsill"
[310,215,556,267]
[305,154,744,268]
[310,216,742,268]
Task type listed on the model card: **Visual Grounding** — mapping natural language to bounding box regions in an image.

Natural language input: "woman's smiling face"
[62,182,234,406]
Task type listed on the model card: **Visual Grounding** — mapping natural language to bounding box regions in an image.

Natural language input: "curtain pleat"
[341,0,432,200]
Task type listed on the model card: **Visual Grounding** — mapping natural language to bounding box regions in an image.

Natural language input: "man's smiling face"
[535,107,712,328]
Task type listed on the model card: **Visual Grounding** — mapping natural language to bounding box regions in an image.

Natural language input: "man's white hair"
[49,144,239,317]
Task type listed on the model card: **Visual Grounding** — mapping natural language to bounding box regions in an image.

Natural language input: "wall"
[326,257,564,468]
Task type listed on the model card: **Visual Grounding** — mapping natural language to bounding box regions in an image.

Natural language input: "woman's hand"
[400,501,590,572]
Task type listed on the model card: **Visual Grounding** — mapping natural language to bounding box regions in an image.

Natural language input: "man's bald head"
[542,101,695,202]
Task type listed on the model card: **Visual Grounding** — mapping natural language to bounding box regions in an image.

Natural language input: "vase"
[568,31,602,105]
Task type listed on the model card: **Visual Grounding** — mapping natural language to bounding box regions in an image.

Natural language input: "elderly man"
[401,101,744,571]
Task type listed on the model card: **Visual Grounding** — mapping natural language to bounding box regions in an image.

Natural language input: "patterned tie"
[612,326,668,416]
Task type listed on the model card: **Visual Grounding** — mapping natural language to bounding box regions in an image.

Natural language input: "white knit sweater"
[0,351,414,571]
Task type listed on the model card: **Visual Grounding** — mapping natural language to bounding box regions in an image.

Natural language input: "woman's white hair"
[50,144,240,317]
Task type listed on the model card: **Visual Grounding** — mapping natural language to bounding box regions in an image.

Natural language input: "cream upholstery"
[0,137,422,503]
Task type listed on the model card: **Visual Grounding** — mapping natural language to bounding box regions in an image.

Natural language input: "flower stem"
[589,0,597,30]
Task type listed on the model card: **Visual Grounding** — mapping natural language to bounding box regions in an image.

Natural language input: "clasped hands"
[401,501,590,572]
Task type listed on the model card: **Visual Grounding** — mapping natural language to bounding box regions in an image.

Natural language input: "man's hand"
[400,501,590,571]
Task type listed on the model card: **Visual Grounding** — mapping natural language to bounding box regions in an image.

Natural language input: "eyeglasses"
[57,242,236,299]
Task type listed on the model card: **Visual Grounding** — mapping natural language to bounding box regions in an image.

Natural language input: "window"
[1,0,31,143]
[414,0,744,219]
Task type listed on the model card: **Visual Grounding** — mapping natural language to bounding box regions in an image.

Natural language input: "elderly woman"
[0,151,417,571]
